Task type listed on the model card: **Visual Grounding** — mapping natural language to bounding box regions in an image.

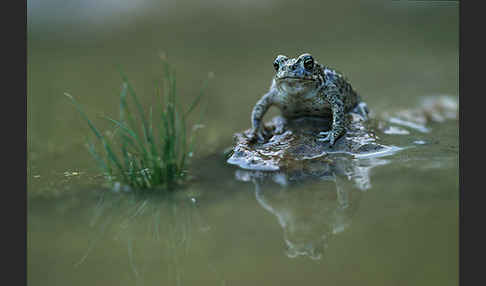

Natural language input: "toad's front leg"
[317,88,345,146]
[249,90,275,142]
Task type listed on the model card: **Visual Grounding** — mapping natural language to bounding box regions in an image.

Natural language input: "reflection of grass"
[66,59,207,192]
[76,190,211,284]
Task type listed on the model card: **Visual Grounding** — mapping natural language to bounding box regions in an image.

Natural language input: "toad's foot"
[273,122,286,135]
[317,131,337,146]
[248,128,268,144]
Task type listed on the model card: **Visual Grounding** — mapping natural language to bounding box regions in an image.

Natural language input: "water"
[28,1,459,285]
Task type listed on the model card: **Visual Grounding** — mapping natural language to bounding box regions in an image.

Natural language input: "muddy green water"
[28,1,458,285]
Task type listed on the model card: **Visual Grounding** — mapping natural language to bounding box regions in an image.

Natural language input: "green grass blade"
[87,141,111,176]
[65,93,104,140]
[102,140,127,181]
[102,115,147,156]
[185,79,207,117]
[119,82,144,141]
[116,66,152,145]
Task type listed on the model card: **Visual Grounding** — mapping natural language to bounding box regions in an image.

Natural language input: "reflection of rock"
[235,153,392,260]
[227,113,400,171]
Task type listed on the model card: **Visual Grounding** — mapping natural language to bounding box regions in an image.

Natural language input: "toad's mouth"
[276,76,316,82]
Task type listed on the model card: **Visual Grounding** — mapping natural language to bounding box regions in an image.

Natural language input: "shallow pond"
[28,1,458,285]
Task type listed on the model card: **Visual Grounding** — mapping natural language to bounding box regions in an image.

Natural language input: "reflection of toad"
[235,155,390,260]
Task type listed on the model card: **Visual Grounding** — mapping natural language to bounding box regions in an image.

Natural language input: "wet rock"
[227,113,399,171]
[378,95,458,134]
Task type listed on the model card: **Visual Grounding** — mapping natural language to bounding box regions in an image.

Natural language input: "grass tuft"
[66,59,207,192]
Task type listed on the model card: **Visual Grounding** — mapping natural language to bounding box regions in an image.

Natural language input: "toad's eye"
[273,61,279,71]
[273,55,288,71]
[303,56,314,71]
